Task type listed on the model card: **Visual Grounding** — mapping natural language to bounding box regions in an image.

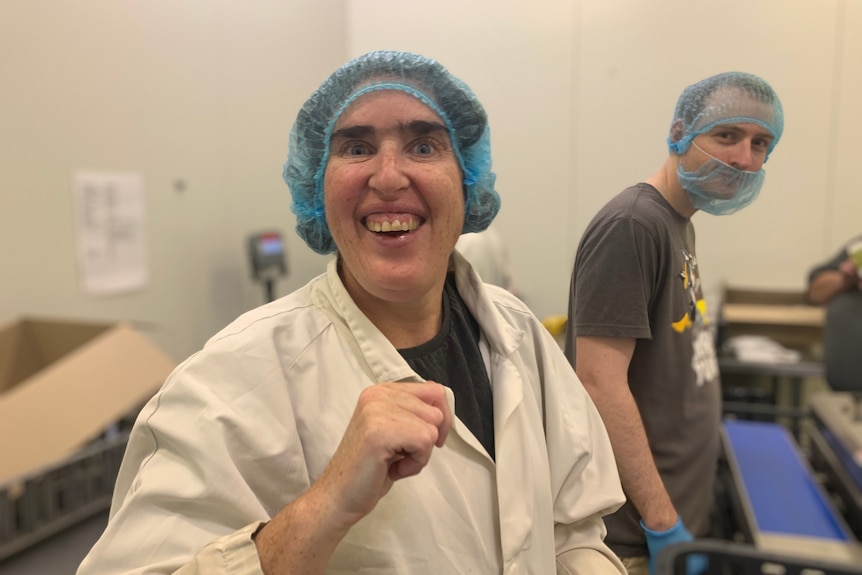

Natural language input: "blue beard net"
[678,154,765,215]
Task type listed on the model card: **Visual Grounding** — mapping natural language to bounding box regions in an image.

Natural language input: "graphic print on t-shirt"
[671,248,719,386]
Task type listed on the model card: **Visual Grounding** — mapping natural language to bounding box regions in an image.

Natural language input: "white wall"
[347,0,578,320]
[0,0,345,360]
[2,0,860,361]
[348,0,862,318]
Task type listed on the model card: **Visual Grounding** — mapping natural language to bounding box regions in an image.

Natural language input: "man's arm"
[806,258,861,305]
[574,335,678,532]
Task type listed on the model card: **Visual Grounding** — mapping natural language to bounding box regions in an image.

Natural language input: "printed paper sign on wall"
[73,171,148,296]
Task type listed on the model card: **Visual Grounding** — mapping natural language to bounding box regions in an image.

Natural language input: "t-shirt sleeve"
[807,246,850,283]
[571,215,658,340]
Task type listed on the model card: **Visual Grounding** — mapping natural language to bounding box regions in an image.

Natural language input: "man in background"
[806,236,862,392]
[565,72,784,575]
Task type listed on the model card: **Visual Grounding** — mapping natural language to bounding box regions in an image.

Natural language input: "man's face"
[680,87,776,174]
[323,89,465,305]
[678,122,774,200]
[683,122,774,173]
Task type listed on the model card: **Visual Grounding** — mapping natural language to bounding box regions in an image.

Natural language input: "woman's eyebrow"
[331,120,447,142]
[399,119,448,136]
[331,125,375,140]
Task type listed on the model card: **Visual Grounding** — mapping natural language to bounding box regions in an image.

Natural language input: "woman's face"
[323,90,464,306]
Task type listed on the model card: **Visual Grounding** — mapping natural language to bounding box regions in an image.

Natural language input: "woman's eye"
[412,138,440,156]
[347,143,368,156]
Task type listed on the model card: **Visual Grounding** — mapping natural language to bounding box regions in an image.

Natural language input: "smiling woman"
[77,50,626,575]
[284,51,500,256]
[323,90,466,329]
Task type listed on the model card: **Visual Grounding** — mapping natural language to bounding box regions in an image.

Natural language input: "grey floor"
[0,510,108,575]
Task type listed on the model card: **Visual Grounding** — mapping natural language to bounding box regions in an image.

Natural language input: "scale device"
[247,231,287,302]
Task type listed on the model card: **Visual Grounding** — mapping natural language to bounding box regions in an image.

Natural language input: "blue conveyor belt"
[723,420,851,541]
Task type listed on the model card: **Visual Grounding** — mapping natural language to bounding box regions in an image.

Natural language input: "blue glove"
[640,517,707,575]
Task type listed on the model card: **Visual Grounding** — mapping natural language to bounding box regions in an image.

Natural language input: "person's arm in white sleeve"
[541,333,626,574]
[253,382,452,574]
[78,370,451,575]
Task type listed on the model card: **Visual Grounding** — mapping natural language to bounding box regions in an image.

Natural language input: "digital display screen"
[259,236,283,256]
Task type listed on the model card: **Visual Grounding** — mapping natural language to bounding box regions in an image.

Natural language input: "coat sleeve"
[534,324,627,574]
[556,545,626,575]
[551,397,627,575]
[77,343,308,575]
[172,523,264,575]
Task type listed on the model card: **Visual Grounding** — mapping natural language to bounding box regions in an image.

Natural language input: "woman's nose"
[368,146,409,195]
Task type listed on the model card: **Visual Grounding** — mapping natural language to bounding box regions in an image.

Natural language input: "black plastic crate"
[0,432,129,561]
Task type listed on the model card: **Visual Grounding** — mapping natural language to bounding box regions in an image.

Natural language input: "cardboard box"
[719,286,825,353]
[0,317,176,486]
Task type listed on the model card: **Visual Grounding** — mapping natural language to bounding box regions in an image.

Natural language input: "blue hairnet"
[283,50,499,255]
[667,71,783,161]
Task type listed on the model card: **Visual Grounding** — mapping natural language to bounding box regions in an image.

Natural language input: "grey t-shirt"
[807,237,862,392]
[565,183,721,557]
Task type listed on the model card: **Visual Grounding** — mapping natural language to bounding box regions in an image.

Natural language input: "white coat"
[78,254,625,574]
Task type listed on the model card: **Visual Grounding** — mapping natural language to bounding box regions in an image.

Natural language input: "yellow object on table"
[541,315,568,336]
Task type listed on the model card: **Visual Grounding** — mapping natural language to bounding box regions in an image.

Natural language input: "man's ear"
[669,119,684,144]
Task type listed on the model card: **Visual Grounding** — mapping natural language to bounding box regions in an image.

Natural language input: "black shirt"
[398,273,495,460]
